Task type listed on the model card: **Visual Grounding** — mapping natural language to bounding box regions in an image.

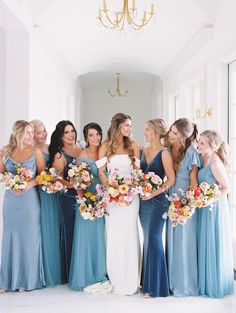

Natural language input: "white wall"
[78,74,162,145]
[29,39,78,139]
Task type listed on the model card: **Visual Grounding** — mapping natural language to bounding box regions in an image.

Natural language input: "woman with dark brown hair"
[166,118,201,297]
[97,113,141,295]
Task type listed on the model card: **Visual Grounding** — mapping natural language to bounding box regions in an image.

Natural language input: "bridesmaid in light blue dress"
[31,119,61,287]
[139,119,175,298]
[197,130,234,297]
[69,123,107,291]
[166,118,200,297]
[48,120,82,284]
[0,121,45,292]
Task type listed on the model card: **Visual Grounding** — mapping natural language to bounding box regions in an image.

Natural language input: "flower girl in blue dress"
[197,130,234,297]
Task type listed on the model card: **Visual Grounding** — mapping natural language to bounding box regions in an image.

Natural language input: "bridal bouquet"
[36,168,67,193]
[0,163,33,192]
[106,169,138,207]
[185,182,221,209]
[68,161,94,190]
[76,184,108,220]
[134,169,163,197]
[164,190,195,227]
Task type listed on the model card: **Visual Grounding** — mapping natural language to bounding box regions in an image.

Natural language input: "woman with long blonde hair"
[197,130,234,297]
[97,113,141,295]
[0,120,45,292]
[139,118,175,297]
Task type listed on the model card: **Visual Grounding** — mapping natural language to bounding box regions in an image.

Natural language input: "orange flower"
[143,183,152,193]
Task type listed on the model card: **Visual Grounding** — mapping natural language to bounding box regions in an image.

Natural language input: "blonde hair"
[106,113,135,163]
[147,118,168,144]
[30,119,44,129]
[6,120,33,154]
[201,130,230,170]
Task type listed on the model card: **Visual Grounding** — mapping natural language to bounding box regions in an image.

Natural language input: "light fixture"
[108,73,128,97]
[97,0,155,31]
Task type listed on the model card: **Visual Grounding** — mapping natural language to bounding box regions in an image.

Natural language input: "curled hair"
[201,130,230,170]
[48,120,77,168]
[6,120,33,155]
[83,122,102,146]
[106,113,135,163]
[147,118,168,145]
[170,118,198,166]
[30,119,44,129]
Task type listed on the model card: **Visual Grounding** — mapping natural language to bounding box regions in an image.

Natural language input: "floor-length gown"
[139,149,169,297]
[39,152,61,286]
[166,145,201,296]
[69,157,107,291]
[197,163,234,297]
[0,156,45,291]
[59,150,77,284]
[105,155,140,295]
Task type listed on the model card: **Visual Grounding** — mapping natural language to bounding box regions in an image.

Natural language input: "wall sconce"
[194,107,213,120]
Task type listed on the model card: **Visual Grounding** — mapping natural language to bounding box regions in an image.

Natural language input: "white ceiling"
[3,0,220,77]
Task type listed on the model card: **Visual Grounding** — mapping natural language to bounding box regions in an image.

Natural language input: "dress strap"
[95,157,107,168]
[134,157,140,168]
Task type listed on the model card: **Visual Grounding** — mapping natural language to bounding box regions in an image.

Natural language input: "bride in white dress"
[97,113,141,295]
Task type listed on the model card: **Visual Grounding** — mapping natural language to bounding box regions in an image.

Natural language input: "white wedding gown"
[98,155,141,295]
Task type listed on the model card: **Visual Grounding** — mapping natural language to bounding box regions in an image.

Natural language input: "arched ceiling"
[2,0,220,77]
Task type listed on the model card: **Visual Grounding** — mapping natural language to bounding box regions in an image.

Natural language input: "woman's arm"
[211,161,230,197]
[35,148,46,173]
[52,153,74,188]
[98,142,108,186]
[189,165,198,189]
[0,147,6,173]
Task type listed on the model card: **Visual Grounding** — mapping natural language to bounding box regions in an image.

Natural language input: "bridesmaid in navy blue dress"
[0,120,45,292]
[31,119,61,286]
[139,119,175,297]
[48,121,82,284]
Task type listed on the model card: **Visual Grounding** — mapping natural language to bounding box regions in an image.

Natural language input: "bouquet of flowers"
[36,168,67,193]
[76,184,108,220]
[164,190,195,227]
[105,169,138,207]
[185,182,221,209]
[0,163,33,192]
[134,170,163,197]
[67,161,94,190]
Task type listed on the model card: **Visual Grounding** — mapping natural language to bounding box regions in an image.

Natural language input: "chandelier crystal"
[108,73,128,97]
[97,0,155,31]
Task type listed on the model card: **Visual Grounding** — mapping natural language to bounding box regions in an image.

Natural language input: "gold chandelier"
[97,0,155,31]
[108,73,128,97]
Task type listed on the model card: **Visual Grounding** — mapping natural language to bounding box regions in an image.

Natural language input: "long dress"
[197,162,234,297]
[59,150,77,284]
[0,155,45,291]
[104,155,141,295]
[39,152,61,286]
[69,157,107,290]
[166,145,201,296]
[139,149,169,297]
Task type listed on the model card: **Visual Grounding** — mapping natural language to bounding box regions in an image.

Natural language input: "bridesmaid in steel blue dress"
[166,118,200,297]
[197,130,234,297]
[0,121,45,292]
[48,120,81,284]
[139,119,175,297]
[31,119,61,286]
[69,123,107,291]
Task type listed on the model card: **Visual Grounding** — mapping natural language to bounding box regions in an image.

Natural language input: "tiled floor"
[0,284,235,313]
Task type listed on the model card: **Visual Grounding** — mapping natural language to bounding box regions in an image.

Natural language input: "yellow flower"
[119,184,129,194]
[85,192,93,198]
[90,195,97,201]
